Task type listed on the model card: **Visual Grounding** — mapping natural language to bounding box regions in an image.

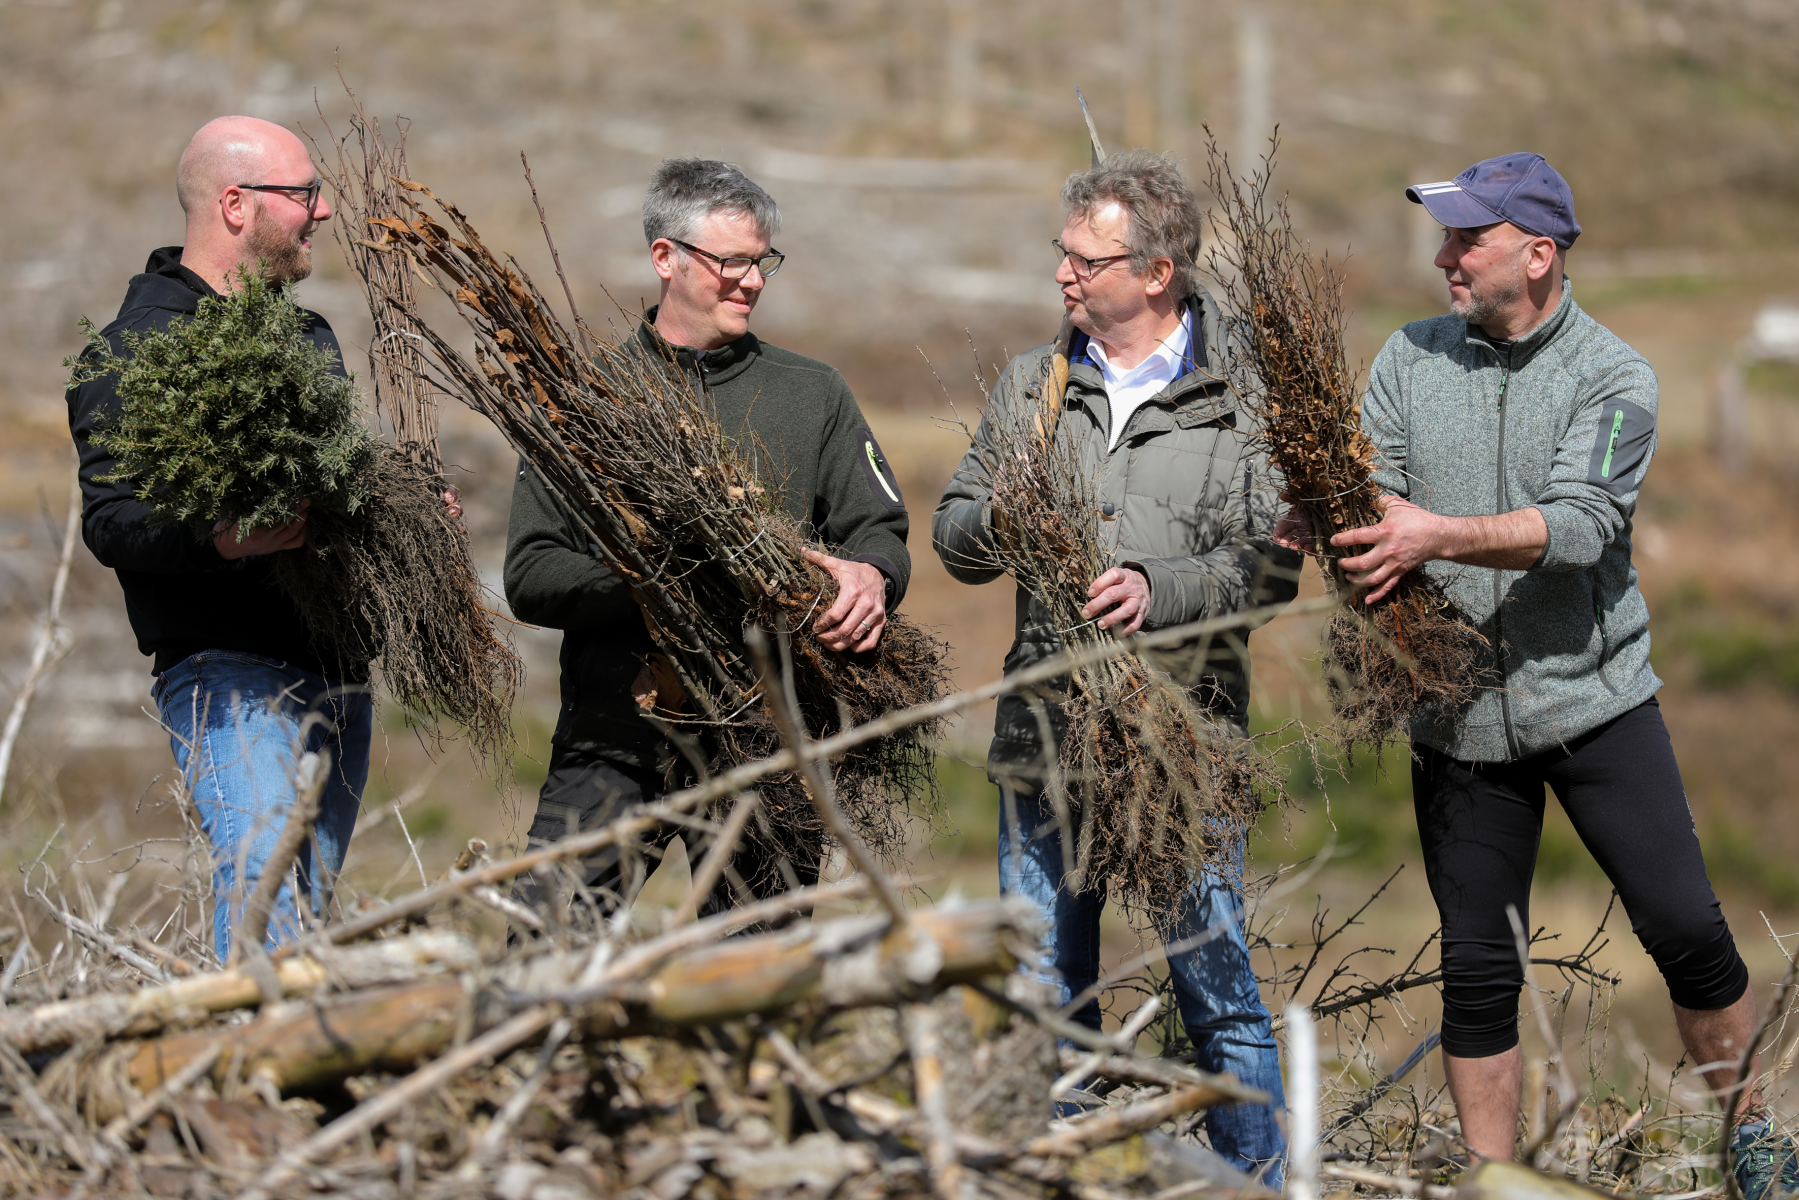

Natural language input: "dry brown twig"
[1200,127,1486,750]
[748,625,910,926]
[1510,904,1583,1166]
[227,744,328,964]
[1718,926,1799,1199]
[0,464,81,810]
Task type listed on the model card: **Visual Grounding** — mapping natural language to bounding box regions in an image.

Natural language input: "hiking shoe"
[1732,1119,1799,1200]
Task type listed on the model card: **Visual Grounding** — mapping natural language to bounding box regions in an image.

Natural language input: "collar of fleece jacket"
[1462,277,1578,369]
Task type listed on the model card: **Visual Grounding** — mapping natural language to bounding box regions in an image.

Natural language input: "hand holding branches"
[1334,498,1549,602]
[1083,566,1150,635]
[211,499,311,560]
[801,549,886,652]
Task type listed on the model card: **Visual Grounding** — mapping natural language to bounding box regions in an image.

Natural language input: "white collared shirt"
[1086,311,1192,450]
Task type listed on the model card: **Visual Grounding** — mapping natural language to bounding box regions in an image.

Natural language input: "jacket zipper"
[1593,585,1618,695]
[1493,344,1522,759]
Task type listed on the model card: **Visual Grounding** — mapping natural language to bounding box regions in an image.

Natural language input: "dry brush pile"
[313,103,949,894]
[1,755,1788,1199]
[1199,134,1484,748]
[0,522,1786,1197]
[0,748,1284,1200]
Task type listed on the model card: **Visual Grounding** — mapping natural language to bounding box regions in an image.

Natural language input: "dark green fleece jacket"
[504,310,911,771]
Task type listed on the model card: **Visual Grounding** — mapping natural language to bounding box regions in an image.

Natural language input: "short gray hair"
[642,158,782,247]
[1061,149,1203,298]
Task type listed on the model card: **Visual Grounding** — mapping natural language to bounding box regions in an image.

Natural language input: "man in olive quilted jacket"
[934,149,1299,1183]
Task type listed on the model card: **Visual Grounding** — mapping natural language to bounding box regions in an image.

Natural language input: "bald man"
[66,117,379,960]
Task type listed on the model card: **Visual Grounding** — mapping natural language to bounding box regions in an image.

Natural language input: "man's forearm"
[1437,506,1547,570]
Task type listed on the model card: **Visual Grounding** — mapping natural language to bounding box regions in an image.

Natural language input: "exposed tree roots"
[274,448,523,767]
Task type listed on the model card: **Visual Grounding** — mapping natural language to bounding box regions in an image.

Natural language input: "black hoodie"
[66,247,348,678]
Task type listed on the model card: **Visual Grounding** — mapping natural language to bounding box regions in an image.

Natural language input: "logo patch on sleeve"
[858,431,905,513]
[1586,399,1654,496]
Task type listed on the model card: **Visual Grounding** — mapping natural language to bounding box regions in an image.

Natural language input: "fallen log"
[1026,1084,1246,1159]
[100,899,1035,1118]
[0,931,476,1056]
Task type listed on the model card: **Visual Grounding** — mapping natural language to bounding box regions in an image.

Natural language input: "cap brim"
[1406,184,1504,230]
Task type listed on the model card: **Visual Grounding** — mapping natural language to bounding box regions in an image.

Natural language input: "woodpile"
[0,849,1276,1198]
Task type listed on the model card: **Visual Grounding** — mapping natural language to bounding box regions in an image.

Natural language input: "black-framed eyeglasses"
[671,238,784,280]
[1053,238,1133,280]
[238,180,325,212]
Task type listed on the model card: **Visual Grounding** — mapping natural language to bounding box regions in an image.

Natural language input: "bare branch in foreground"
[0,465,81,809]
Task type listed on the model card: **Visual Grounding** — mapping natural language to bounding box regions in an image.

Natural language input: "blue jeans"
[153,651,371,960]
[998,783,1288,1185]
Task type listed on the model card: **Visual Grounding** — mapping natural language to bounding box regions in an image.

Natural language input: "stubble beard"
[1450,246,1527,329]
[246,203,314,285]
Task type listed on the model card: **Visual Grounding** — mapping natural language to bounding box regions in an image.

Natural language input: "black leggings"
[1414,698,1748,1058]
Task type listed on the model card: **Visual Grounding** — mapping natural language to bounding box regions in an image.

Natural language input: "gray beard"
[246,207,313,284]
[1451,256,1526,329]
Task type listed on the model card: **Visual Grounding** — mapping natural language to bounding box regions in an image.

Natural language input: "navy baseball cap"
[1406,152,1581,248]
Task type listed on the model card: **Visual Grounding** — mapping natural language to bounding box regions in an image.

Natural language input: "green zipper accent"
[866,441,901,504]
[1600,408,1625,478]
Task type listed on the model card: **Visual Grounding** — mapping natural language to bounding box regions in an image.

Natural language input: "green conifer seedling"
[66,262,520,769]
[67,265,377,539]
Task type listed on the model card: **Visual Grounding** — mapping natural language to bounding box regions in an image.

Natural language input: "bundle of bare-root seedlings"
[1199,133,1484,747]
[271,448,523,767]
[314,113,948,893]
[67,258,520,768]
[291,100,524,770]
[972,377,1281,921]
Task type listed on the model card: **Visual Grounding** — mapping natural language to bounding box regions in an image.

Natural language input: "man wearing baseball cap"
[1277,153,1791,1191]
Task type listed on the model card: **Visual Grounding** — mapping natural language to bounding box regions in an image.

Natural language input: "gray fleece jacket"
[1365,278,1661,762]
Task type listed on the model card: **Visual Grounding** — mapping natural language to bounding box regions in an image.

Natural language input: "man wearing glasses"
[934,149,1298,1182]
[65,116,404,958]
[505,158,909,910]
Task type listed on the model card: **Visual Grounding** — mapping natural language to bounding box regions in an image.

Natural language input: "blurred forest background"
[4,0,1799,1088]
